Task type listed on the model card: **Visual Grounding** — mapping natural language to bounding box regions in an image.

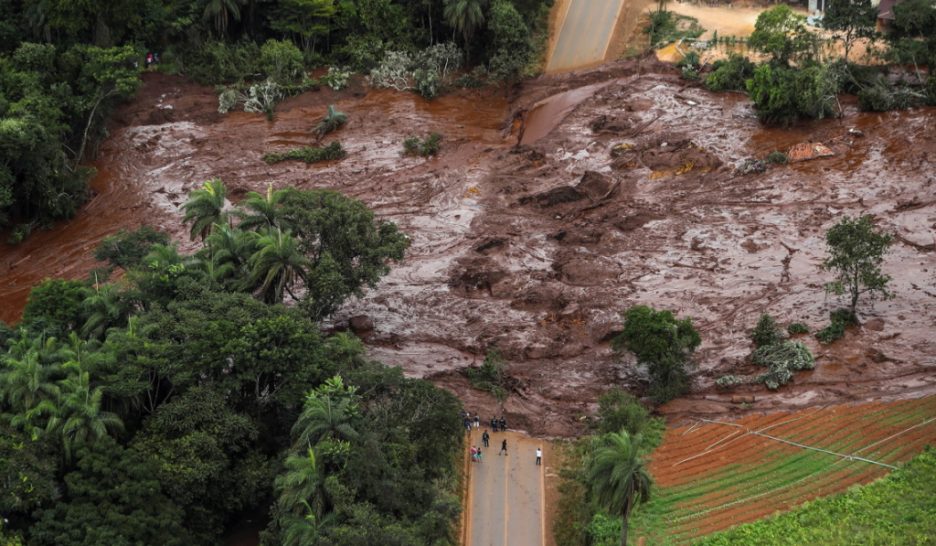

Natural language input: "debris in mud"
[519,185,587,207]
[474,237,506,254]
[349,315,375,334]
[787,142,835,163]
[589,113,634,134]
[448,256,507,296]
[735,158,767,175]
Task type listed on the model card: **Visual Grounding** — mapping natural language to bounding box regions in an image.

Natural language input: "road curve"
[546,0,626,73]
[466,430,546,546]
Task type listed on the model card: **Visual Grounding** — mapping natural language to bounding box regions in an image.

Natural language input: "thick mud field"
[2,65,934,436]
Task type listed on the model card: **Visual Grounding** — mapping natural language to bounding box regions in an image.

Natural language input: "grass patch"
[262,141,346,164]
[695,447,936,545]
[402,133,442,157]
[645,10,704,48]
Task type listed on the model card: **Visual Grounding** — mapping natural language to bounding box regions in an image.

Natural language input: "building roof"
[878,0,898,20]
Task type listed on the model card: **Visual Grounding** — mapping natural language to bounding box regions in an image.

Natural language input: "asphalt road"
[546,0,626,73]
[466,430,545,546]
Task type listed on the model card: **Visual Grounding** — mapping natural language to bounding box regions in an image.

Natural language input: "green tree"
[750,313,783,348]
[486,0,532,85]
[274,447,330,546]
[81,284,133,339]
[586,430,652,546]
[182,178,228,241]
[236,183,288,231]
[597,389,651,437]
[612,306,700,404]
[259,38,305,84]
[201,223,256,288]
[823,0,878,62]
[248,228,312,304]
[30,436,189,546]
[269,0,337,55]
[746,63,839,125]
[21,279,90,337]
[94,226,170,270]
[822,215,893,315]
[292,377,360,449]
[50,362,124,461]
[203,0,245,37]
[748,5,817,66]
[444,0,486,52]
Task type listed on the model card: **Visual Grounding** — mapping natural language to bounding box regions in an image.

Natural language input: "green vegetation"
[696,447,936,545]
[263,142,347,164]
[553,390,664,546]
[613,306,701,404]
[403,133,443,157]
[753,340,815,390]
[644,10,704,48]
[751,313,784,348]
[586,431,653,546]
[822,215,893,315]
[787,322,810,335]
[0,182,463,544]
[816,308,859,344]
[465,349,509,402]
[766,150,789,165]
[704,54,755,92]
[822,0,878,62]
[314,105,347,140]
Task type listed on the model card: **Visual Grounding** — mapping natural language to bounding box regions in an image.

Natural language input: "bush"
[678,51,701,81]
[645,11,704,48]
[243,79,284,119]
[402,133,442,157]
[815,308,857,343]
[612,305,701,404]
[218,88,238,114]
[766,151,788,164]
[259,39,304,84]
[705,54,755,92]
[180,41,261,85]
[322,66,351,91]
[716,375,745,389]
[465,349,508,401]
[746,63,839,125]
[736,158,767,174]
[314,105,347,139]
[857,83,917,112]
[95,226,169,270]
[753,340,815,390]
[751,314,784,348]
[787,322,809,335]
[262,142,346,164]
[596,389,650,436]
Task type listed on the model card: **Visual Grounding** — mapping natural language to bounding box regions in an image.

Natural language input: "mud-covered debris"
[576,170,614,201]
[448,256,507,296]
[787,142,835,163]
[735,158,767,175]
[518,185,586,207]
[614,212,661,232]
[731,394,756,404]
[589,113,634,134]
[349,315,375,334]
[474,237,506,254]
[848,128,865,138]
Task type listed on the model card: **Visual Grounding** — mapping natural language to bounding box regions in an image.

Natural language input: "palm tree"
[0,344,62,439]
[202,223,256,288]
[247,228,311,304]
[203,0,245,37]
[183,178,228,241]
[236,184,287,232]
[51,362,124,461]
[291,393,358,449]
[586,431,652,546]
[444,0,486,50]
[81,284,132,339]
[276,448,330,522]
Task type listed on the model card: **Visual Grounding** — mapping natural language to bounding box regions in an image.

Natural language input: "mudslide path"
[546,0,626,73]
[465,430,546,546]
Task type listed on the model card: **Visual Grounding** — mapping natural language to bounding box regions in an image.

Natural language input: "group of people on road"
[461,410,541,466]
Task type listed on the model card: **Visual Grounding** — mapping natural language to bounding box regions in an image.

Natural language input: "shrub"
[678,51,701,81]
[753,340,815,390]
[180,40,261,85]
[243,79,284,119]
[95,226,169,270]
[815,308,857,343]
[787,322,809,335]
[766,150,788,164]
[322,66,351,91]
[736,158,767,175]
[402,133,442,157]
[314,105,347,139]
[218,88,238,114]
[857,83,917,112]
[259,39,304,84]
[596,389,650,436]
[465,349,508,401]
[716,375,745,389]
[751,314,784,348]
[746,63,839,125]
[705,54,755,92]
[612,305,701,404]
[262,142,346,164]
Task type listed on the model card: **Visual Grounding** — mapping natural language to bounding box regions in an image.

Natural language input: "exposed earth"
[1,58,935,439]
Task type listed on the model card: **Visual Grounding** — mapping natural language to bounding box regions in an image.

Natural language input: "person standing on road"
[499,417,507,432]
[499,439,508,456]
[491,417,498,432]
[474,415,480,429]
[470,446,477,462]
[476,445,483,463]
[482,430,490,448]
[535,447,542,466]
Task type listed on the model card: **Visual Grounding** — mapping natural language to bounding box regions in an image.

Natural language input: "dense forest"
[0,181,468,545]
[0,0,552,240]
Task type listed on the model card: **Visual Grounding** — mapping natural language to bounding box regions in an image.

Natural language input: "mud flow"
[2,68,934,435]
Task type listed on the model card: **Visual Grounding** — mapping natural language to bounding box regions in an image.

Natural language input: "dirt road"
[546,0,626,73]
[466,430,546,546]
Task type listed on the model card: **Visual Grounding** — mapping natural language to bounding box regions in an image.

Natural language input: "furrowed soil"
[635,395,936,542]
[1,61,935,439]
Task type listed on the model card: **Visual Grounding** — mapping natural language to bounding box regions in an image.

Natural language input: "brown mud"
[1,63,935,437]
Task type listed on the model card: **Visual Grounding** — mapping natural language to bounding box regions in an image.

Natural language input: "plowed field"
[632,396,936,543]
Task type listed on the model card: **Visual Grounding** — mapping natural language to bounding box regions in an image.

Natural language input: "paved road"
[546,0,626,73]
[466,430,545,546]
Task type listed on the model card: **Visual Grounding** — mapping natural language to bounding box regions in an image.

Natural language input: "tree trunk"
[621,500,631,546]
